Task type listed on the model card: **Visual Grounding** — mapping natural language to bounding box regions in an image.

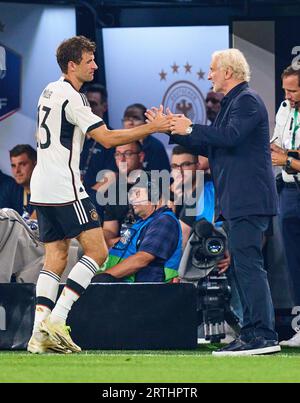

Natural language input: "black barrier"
[0,283,35,350]
[65,283,198,350]
[0,283,198,350]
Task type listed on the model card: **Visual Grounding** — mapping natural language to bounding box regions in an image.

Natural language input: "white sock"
[50,256,98,324]
[33,269,60,333]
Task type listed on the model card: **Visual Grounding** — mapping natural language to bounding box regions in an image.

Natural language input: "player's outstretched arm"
[89,105,171,148]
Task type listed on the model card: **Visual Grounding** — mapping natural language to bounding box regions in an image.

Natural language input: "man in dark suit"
[147,49,280,356]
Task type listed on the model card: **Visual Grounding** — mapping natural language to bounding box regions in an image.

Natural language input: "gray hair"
[212,48,251,82]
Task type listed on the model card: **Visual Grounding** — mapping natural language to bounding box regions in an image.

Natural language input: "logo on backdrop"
[0,43,21,122]
[159,62,207,124]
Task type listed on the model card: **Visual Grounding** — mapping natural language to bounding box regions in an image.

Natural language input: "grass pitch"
[1,345,300,383]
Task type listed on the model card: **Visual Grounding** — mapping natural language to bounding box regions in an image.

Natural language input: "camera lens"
[205,238,224,256]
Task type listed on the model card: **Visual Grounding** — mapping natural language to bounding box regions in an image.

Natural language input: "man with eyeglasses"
[170,146,215,249]
[119,103,170,172]
[80,83,117,218]
[102,141,145,247]
[170,145,199,218]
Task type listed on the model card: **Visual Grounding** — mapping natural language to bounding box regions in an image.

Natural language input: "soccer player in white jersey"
[27,36,171,354]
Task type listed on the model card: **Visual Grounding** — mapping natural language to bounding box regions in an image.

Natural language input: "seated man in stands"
[80,83,116,217]
[0,147,79,283]
[102,140,145,247]
[170,145,215,248]
[111,103,170,172]
[94,172,182,283]
[0,144,36,217]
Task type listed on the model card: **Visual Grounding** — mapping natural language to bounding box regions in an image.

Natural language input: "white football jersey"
[30,77,103,205]
[272,100,300,183]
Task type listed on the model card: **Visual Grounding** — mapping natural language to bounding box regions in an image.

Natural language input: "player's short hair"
[9,144,37,162]
[56,35,96,74]
[212,48,251,82]
[84,83,108,104]
[281,65,300,87]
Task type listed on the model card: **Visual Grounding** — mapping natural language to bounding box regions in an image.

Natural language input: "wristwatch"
[185,124,193,135]
[285,156,293,170]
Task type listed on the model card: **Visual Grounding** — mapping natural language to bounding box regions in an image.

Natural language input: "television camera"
[179,219,240,343]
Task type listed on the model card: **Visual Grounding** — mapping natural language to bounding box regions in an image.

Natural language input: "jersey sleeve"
[271,101,292,146]
[65,91,104,134]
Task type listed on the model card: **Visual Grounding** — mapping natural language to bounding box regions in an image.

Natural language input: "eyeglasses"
[171,161,197,170]
[122,116,145,124]
[114,151,140,159]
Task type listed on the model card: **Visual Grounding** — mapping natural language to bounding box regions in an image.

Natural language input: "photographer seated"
[93,172,182,283]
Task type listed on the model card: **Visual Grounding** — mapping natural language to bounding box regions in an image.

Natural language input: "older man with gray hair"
[147,49,279,356]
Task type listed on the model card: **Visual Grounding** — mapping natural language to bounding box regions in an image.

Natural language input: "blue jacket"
[171,82,278,220]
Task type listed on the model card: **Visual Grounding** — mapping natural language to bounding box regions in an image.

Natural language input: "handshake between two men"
[145,104,193,136]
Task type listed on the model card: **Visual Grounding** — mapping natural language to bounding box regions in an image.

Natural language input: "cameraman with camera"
[271,66,300,347]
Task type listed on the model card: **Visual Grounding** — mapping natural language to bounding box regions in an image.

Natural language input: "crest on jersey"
[90,209,99,221]
[159,62,207,124]
[0,43,22,121]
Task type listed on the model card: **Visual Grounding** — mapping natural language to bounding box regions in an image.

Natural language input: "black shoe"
[212,336,281,356]
[212,337,247,353]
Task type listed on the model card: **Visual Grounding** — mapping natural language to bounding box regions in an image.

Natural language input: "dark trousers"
[279,187,300,306]
[228,215,277,341]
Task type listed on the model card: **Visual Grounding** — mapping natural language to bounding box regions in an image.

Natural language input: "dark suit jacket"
[170,82,278,220]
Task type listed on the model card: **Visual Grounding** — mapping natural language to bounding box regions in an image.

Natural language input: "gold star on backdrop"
[197,69,205,80]
[184,62,192,73]
[171,63,179,73]
[159,70,167,81]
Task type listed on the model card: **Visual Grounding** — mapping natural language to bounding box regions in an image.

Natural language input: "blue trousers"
[279,187,300,306]
[228,215,277,341]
